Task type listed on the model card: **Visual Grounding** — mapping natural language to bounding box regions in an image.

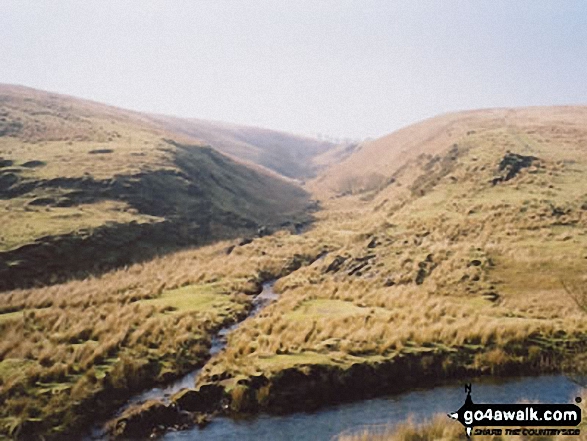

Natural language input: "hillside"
[149,115,338,180]
[192,106,587,418]
[310,106,587,197]
[2,104,587,440]
[0,85,313,290]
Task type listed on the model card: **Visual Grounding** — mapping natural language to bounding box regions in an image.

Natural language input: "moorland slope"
[149,115,338,180]
[192,106,587,418]
[0,85,321,290]
[2,103,587,440]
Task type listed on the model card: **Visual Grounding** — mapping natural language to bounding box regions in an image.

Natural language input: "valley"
[1,87,587,440]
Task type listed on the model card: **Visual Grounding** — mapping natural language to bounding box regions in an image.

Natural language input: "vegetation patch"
[141,283,233,314]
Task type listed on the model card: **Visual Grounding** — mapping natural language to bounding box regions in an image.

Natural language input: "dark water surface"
[163,375,581,441]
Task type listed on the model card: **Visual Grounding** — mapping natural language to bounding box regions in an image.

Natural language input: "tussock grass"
[4,105,587,438]
[0,231,325,438]
[198,116,587,397]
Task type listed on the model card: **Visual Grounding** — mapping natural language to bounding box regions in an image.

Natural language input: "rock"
[550,205,570,217]
[325,255,347,273]
[21,160,46,168]
[468,259,482,267]
[0,172,18,191]
[55,197,76,207]
[493,152,538,184]
[355,254,376,262]
[293,222,307,234]
[483,292,500,302]
[257,226,270,237]
[347,260,369,276]
[108,400,180,439]
[415,268,427,285]
[366,237,378,248]
[383,278,395,287]
[171,384,226,412]
[88,149,114,154]
[28,197,55,206]
[238,237,253,246]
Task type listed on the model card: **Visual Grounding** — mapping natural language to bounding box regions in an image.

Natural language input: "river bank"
[103,323,586,439]
[172,375,581,441]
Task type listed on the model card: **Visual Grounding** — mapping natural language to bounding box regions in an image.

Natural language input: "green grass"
[0,85,313,288]
[4,99,587,438]
[287,299,388,321]
[141,283,234,314]
[0,310,23,324]
[249,351,335,370]
[0,199,161,251]
[0,358,34,382]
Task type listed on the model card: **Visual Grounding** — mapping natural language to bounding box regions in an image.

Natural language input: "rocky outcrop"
[107,400,182,439]
[171,384,226,413]
[492,152,539,184]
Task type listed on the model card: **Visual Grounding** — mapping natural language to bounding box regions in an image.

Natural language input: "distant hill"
[148,115,337,180]
[310,106,587,197]
[0,84,316,290]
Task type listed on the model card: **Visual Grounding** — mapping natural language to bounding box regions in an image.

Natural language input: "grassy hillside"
[149,115,338,180]
[2,103,587,439]
[310,107,587,197]
[0,231,326,439]
[192,106,587,413]
[0,85,313,290]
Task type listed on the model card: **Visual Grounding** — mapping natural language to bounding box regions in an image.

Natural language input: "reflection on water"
[163,375,582,441]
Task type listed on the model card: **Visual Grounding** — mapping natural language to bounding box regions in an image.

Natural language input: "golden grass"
[0,230,325,437]
[197,117,587,392]
[0,85,312,258]
[3,103,587,438]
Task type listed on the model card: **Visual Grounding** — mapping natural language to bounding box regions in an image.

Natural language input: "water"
[89,279,583,440]
[118,281,279,409]
[85,282,279,439]
[162,375,582,441]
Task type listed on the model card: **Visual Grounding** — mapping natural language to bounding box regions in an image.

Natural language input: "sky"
[1,1,586,140]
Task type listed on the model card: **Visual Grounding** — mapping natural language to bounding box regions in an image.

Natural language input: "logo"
[448,384,582,438]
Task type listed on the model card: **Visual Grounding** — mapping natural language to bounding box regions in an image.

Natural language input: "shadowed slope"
[149,115,338,180]
[0,85,312,290]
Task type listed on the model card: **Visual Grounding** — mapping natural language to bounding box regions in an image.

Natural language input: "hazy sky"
[1,1,586,139]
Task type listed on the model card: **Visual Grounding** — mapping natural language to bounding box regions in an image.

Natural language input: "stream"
[162,375,582,441]
[90,280,584,440]
[120,281,277,408]
[87,281,278,439]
